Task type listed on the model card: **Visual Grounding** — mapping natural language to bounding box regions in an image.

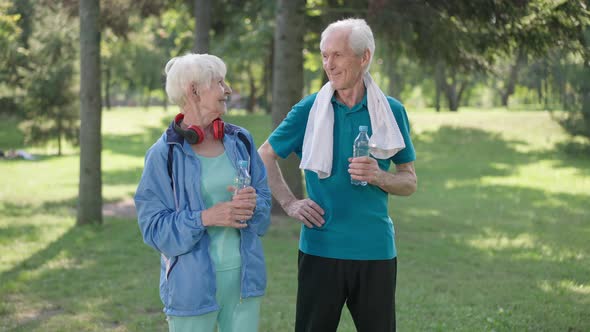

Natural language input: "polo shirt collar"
[330,88,368,114]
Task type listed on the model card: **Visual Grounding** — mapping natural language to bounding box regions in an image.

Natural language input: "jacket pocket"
[166,247,217,311]
[163,254,178,281]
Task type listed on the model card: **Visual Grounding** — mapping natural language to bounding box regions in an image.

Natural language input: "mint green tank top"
[197,151,241,271]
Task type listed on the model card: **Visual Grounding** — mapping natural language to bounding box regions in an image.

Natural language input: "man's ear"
[361,49,371,67]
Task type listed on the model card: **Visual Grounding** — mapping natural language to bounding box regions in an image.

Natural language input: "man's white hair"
[320,18,375,73]
[164,53,227,106]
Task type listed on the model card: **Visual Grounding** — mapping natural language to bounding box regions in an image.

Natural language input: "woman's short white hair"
[320,18,375,73]
[164,53,227,106]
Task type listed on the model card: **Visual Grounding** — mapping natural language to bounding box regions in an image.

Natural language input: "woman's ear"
[186,83,199,102]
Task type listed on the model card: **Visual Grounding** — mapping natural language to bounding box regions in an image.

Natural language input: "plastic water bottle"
[234,160,251,223]
[234,160,251,194]
[351,125,370,186]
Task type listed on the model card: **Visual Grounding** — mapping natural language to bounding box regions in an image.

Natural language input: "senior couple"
[135,18,417,332]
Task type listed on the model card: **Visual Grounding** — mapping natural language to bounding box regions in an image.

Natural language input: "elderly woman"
[134,53,271,332]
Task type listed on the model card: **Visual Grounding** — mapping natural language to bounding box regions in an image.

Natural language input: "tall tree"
[78,0,102,225]
[194,0,211,52]
[271,0,305,214]
[21,5,78,156]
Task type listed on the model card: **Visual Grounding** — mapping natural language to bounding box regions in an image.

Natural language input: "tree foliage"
[0,0,27,98]
[20,4,78,155]
[2,0,590,142]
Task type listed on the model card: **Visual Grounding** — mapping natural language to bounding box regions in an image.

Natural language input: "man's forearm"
[258,142,297,210]
[373,163,417,196]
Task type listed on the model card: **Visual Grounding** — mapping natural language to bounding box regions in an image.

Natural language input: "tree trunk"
[246,64,256,113]
[442,71,467,112]
[104,68,111,109]
[78,0,103,225]
[536,80,543,104]
[434,61,445,112]
[194,0,211,53]
[57,115,62,156]
[385,51,394,96]
[447,85,459,111]
[501,50,525,107]
[443,77,459,112]
[271,0,305,215]
[543,63,549,109]
[263,41,273,114]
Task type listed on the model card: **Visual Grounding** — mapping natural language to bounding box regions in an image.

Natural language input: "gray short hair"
[164,53,227,106]
[320,18,375,73]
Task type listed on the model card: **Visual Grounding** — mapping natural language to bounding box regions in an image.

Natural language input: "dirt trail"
[102,198,136,219]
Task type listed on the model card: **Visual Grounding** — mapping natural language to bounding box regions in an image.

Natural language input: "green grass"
[1,107,589,331]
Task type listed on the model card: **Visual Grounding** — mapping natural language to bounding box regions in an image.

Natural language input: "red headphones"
[173,113,224,144]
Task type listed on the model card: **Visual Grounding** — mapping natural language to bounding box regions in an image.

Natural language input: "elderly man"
[258,18,417,332]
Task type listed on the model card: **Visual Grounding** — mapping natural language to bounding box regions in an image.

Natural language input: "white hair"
[164,53,227,106]
[320,18,375,73]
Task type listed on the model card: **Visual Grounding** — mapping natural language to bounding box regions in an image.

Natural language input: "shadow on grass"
[0,125,588,331]
[395,126,590,330]
[0,223,41,245]
[0,218,165,331]
[0,199,77,218]
[551,140,590,177]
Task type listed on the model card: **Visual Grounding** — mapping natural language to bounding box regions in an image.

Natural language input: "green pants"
[167,268,262,332]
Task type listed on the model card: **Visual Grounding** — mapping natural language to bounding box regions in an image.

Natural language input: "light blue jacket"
[134,121,272,317]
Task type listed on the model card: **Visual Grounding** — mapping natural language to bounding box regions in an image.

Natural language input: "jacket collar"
[166,120,184,145]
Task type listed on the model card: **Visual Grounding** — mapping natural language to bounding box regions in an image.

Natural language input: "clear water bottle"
[234,160,251,223]
[234,160,251,194]
[352,125,370,186]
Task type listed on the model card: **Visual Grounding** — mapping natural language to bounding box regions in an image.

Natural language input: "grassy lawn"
[1,107,589,331]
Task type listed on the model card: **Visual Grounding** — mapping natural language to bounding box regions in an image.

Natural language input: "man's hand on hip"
[284,199,325,228]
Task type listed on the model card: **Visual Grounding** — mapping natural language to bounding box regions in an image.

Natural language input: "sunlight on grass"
[1,108,589,331]
[0,215,74,274]
[467,229,587,263]
[0,158,79,204]
[468,232,536,250]
[411,111,569,150]
[102,106,173,135]
[539,280,590,296]
[560,280,590,296]
[481,160,590,195]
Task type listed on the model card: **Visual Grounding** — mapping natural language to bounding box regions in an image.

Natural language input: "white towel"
[300,72,405,179]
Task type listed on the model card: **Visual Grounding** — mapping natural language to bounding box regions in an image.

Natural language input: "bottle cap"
[238,160,249,167]
[359,125,368,132]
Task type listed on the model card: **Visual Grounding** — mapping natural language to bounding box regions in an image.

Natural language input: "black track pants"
[295,251,397,332]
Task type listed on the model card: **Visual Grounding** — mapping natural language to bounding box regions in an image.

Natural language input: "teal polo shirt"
[268,91,415,260]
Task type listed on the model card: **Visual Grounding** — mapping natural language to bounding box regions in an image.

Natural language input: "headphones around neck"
[173,113,225,144]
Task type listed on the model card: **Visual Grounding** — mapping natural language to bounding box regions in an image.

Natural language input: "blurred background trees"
[0,0,588,148]
[2,0,587,142]
[0,0,588,223]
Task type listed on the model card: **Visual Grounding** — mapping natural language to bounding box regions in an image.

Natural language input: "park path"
[102,198,136,219]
